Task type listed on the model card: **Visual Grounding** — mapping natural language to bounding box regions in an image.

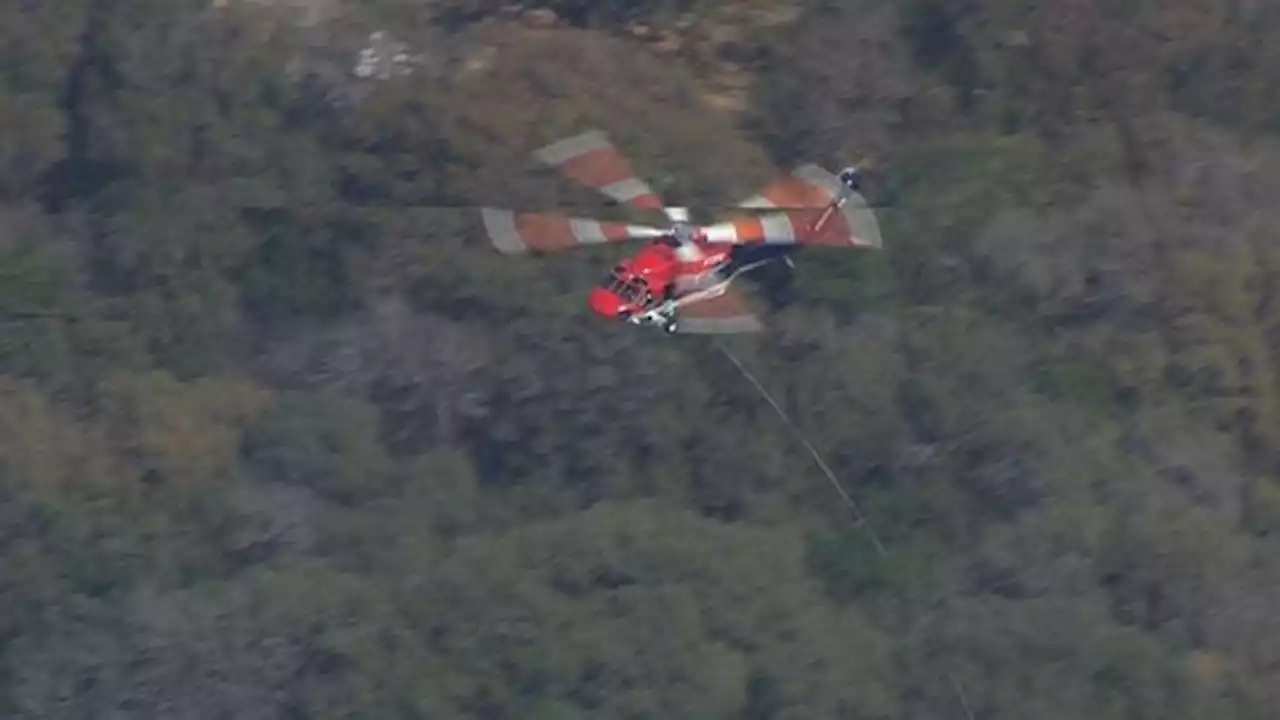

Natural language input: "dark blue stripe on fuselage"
[729,244,796,267]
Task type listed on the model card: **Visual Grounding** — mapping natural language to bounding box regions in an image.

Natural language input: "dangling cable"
[714,340,885,555]
[714,339,976,720]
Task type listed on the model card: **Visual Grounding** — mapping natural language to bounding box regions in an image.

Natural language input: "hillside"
[3,0,1280,717]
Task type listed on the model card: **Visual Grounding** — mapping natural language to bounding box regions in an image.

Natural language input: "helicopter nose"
[589,288,625,319]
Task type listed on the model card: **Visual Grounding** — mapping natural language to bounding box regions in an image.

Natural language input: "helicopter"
[481,129,882,334]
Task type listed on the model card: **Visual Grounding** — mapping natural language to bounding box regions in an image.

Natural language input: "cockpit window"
[602,271,648,305]
[620,279,647,304]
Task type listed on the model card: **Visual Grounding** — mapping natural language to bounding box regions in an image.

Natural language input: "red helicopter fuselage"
[587,235,730,320]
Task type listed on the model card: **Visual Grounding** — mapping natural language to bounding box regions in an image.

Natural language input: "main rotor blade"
[662,206,690,224]
[738,164,846,209]
[702,201,882,249]
[533,129,667,213]
[405,201,897,215]
[481,208,666,255]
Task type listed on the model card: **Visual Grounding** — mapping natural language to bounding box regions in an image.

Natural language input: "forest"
[3,0,1280,717]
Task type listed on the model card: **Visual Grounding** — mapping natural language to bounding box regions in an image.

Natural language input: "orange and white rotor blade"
[701,204,881,249]
[737,164,842,209]
[729,163,883,248]
[532,130,666,212]
[481,208,665,254]
[675,286,762,334]
[809,193,883,248]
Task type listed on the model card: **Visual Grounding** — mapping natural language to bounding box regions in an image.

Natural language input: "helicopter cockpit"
[601,267,648,304]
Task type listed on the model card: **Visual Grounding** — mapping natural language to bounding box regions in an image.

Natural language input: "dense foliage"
[3,0,1280,717]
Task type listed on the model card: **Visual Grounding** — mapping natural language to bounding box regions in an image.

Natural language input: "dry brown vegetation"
[3,0,1280,717]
